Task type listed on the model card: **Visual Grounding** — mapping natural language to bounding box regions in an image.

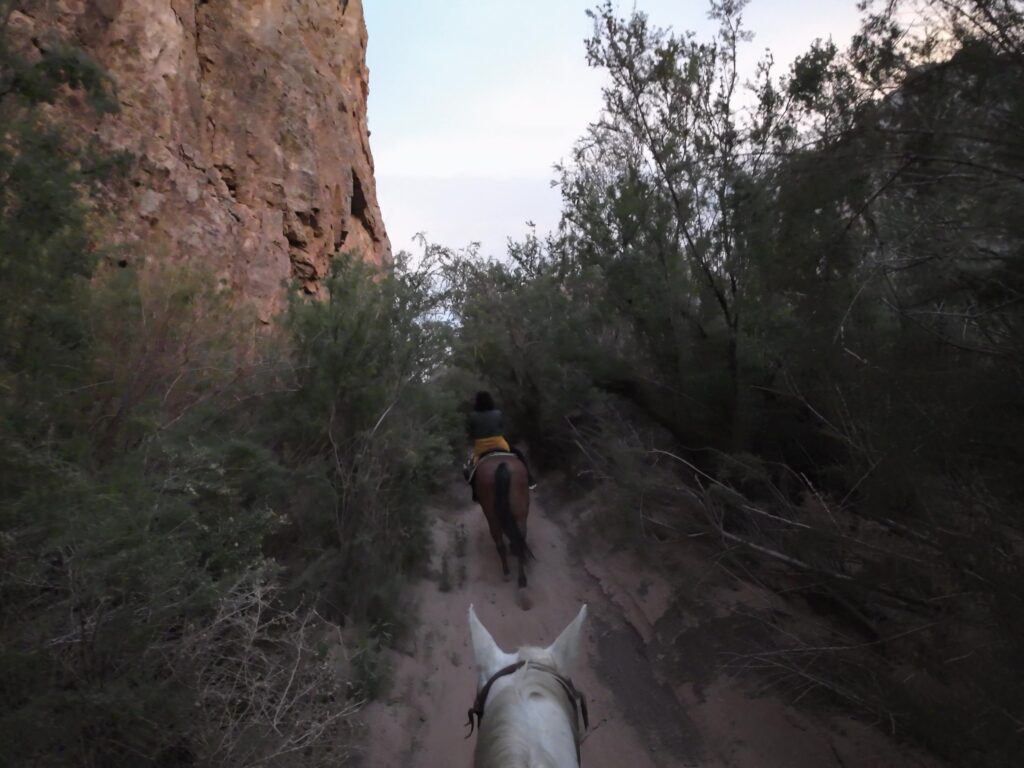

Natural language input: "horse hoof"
[516,588,532,611]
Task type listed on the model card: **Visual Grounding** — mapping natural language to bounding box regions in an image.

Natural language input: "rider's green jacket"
[467,409,504,440]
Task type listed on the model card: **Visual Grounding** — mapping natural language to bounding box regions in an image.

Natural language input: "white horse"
[467,604,589,768]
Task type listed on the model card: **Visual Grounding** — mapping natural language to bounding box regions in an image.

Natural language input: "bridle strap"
[546,665,590,733]
[465,660,590,764]
[465,660,525,737]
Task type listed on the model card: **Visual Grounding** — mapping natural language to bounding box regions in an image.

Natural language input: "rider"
[467,391,537,490]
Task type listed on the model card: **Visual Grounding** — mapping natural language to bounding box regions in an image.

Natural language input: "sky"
[364,0,865,258]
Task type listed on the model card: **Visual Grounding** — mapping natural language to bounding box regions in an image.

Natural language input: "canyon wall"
[11,0,390,319]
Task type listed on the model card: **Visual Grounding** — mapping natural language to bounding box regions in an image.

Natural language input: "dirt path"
[355,489,938,768]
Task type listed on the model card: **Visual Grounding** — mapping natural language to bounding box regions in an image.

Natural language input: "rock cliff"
[12,0,390,319]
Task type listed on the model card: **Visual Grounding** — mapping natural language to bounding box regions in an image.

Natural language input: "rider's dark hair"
[474,391,496,411]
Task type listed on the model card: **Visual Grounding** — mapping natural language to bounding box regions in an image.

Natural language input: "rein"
[465,660,590,764]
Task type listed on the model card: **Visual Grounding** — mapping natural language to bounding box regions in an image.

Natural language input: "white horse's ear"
[468,604,518,687]
[546,604,588,676]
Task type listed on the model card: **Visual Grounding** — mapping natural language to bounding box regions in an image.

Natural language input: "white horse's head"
[467,604,589,767]
[468,603,587,686]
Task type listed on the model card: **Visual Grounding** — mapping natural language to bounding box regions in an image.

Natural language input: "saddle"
[463,449,517,488]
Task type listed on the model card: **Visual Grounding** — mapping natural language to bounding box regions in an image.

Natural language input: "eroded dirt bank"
[355,485,939,767]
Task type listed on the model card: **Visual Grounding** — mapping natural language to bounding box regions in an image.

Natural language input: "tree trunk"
[727,325,743,452]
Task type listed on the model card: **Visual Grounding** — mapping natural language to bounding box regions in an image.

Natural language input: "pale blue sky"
[365,1,864,257]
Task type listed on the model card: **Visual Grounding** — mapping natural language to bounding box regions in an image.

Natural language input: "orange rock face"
[14,0,390,319]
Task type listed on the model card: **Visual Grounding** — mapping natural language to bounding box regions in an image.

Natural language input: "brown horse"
[472,454,533,589]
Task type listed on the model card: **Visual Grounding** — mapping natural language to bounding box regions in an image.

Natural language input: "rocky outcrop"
[12,0,390,319]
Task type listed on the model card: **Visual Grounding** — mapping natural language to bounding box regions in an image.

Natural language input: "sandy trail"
[355,488,937,768]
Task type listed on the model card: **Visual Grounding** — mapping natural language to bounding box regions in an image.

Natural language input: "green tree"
[448,2,1024,763]
[561,0,787,446]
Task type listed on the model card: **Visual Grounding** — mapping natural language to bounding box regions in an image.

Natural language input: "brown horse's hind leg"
[514,492,529,589]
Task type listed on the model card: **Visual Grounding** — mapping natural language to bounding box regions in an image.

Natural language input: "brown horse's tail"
[494,462,533,560]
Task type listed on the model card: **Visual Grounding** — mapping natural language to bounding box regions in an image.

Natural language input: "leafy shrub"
[274,252,458,625]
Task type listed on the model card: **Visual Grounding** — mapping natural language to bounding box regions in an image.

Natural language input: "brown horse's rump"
[472,454,532,589]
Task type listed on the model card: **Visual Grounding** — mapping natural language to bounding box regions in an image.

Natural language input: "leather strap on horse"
[465,660,590,763]
[465,660,524,737]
